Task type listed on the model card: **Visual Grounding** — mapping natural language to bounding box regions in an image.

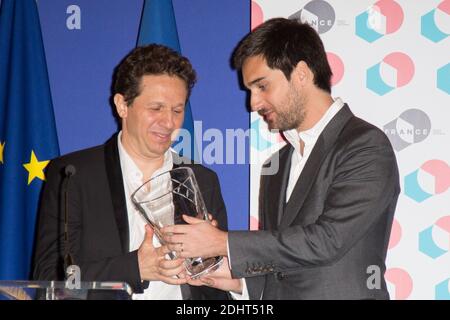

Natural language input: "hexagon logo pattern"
[421,0,450,43]
[366,52,414,95]
[404,160,450,203]
[437,63,450,95]
[355,0,404,42]
[385,268,413,300]
[419,216,450,259]
[435,278,450,300]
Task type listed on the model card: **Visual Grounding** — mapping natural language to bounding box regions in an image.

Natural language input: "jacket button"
[276,272,285,280]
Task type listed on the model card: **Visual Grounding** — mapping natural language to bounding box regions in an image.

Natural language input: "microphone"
[65,164,76,177]
[62,164,76,278]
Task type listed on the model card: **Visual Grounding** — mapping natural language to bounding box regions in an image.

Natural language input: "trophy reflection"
[131,167,223,279]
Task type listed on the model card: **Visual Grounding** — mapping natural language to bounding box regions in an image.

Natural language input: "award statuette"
[131,167,223,279]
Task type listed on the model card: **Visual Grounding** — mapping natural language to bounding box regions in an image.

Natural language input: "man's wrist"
[230,279,243,295]
[220,231,229,256]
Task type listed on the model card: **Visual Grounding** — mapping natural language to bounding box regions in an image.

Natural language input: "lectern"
[0,280,133,300]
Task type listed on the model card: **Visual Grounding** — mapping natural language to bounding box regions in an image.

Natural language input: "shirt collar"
[117,131,174,182]
[284,97,345,154]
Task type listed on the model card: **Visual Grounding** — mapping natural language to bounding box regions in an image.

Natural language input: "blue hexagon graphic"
[435,278,450,300]
[421,10,448,43]
[366,63,394,95]
[419,226,447,259]
[250,118,274,151]
[355,11,383,43]
[404,169,433,202]
[437,63,450,95]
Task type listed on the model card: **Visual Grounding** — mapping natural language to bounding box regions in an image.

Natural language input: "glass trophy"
[131,167,223,279]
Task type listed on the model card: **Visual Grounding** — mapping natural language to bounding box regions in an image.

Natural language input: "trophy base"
[185,256,223,280]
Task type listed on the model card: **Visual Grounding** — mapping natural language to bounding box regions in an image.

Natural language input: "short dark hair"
[232,18,332,93]
[114,44,197,105]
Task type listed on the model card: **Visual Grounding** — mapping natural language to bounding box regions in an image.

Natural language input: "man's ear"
[293,60,311,85]
[114,93,128,119]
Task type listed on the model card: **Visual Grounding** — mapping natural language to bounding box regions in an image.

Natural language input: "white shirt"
[283,97,344,201]
[117,131,183,300]
[231,98,345,300]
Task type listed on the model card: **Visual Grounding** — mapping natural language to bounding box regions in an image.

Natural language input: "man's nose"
[159,109,175,130]
[250,93,264,112]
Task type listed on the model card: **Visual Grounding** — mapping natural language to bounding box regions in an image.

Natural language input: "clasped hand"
[161,214,228,258]
[137,224,187,285]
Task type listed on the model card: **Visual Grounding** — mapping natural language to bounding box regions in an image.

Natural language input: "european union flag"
[0,0,59,280]
[137,0,199,162]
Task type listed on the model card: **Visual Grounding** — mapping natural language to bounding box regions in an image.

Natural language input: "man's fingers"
[159,258,185,270]
[207,214,218,227]
[163,233,184,244]
[157,275,188,285]
[182,214,205,224]
[155,245,171,256]
[200,277,215,286]
[162,224,187,235]
[166,243,187,258]
[158,263,186,278]
[144,225,154,243]
[187,277,214,287]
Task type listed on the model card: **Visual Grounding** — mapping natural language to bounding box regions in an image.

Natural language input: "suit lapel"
[261,145,292,231]
[276,146,293,226]
[280,104,353,229]
[104,134,130,253]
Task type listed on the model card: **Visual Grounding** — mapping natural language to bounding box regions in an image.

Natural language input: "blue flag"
[137,0,198,162]
[0,0,59,280]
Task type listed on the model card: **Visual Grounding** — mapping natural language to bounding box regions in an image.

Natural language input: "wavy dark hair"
[232,18,332,93]
[113,44,197,105]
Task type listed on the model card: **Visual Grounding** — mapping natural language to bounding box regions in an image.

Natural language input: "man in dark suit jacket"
[162,18,400,300]
[33,44,229,300]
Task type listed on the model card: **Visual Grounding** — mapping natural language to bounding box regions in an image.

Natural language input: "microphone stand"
[62,165,76,278]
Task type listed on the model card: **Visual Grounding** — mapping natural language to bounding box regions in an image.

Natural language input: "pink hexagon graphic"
[382,52,415,87]
[419,215,450,259]
[439,0,450,12]
[385,268,413,300]
[388,218,402,249]
[356,0,404,42]
[420,160,450,194]
[436,0,450,33]
[251,1,264,31]
[436,216,450,234]
[374,0,404,34]
[327,52,344,86]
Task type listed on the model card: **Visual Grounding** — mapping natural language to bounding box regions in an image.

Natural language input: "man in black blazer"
[33,44,228,300]
[162,19,400,299]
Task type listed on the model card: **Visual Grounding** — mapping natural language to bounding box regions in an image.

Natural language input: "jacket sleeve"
[228,132,399,278]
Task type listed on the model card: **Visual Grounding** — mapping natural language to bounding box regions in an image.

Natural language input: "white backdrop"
[249,0,450,300]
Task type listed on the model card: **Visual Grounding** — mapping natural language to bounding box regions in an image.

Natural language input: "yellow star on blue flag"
[23,150,50,185]
[0,141,4,164]
[0,0,59,280]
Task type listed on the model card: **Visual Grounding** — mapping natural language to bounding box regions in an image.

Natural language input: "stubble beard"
[270,86,306,132]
